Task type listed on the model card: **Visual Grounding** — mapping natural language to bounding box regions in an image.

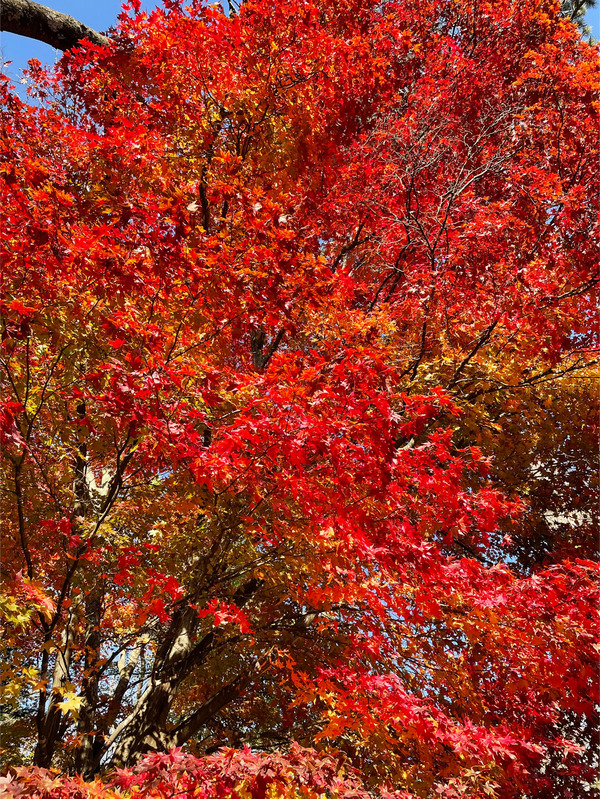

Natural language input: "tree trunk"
[33,610,76,767]
[74,591,104,779]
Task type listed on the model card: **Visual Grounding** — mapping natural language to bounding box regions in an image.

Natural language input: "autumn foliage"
[1,0,598,797]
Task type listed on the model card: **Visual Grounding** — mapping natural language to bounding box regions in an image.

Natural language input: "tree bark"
[33,609,76,767]
[1,0,110,51]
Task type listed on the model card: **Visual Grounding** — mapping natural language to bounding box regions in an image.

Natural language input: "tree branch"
[1,0,110,51]
[171,670,254,747]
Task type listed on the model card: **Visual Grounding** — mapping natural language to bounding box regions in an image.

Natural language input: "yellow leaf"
[57,692,83,719]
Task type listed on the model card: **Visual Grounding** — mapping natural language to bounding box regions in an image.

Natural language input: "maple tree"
[1,1,598,797]
[1,0,111,51]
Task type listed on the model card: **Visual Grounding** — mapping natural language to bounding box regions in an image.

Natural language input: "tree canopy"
[1,1,598,797]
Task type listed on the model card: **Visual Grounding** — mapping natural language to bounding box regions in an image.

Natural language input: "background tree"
[561,0,597,36]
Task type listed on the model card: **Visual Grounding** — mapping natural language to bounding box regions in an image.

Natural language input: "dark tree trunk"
[1,0,110,51]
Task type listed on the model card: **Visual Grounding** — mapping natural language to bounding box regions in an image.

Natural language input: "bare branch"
[1,0,110,51]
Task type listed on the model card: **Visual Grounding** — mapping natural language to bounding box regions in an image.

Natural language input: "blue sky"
[1,0,598,86]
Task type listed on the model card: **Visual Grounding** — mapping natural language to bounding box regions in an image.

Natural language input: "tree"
[1,0,598,796]
[561,0,597,36]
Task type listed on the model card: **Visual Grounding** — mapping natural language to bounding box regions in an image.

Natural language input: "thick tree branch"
[1,0,110,51]
[171,670,254,748]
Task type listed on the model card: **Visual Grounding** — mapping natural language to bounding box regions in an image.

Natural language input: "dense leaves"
[1,745,381,799]
[1,0,598,797]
